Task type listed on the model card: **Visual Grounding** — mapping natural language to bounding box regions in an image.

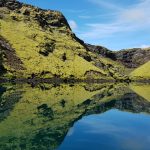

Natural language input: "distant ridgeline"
[0,0,150,82]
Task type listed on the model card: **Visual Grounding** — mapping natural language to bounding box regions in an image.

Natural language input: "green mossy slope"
[0,0,128,80]
[130,61,150,81]
[0,1,108,79]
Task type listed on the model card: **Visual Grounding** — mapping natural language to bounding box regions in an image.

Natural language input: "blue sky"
[18,0,150,50]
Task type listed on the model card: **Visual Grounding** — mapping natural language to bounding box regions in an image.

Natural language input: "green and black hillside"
[0,0,150,81]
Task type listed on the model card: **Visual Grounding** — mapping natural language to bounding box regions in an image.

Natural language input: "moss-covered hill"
[130,61,150,81]
[86,44,150,81]
[0,0,149,81]
[0,0,129,80]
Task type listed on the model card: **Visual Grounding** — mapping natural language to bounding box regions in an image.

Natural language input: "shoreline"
[0,78,150,84]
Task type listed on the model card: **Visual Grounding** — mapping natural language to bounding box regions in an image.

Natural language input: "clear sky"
[18,0,150,50]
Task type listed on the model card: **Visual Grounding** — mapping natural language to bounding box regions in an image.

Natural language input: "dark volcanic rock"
[115,48,150,68]
[0,0,71,30]
[0,47,6,75]
[0,36,25,71]
[86,44,116,60]
[0,0,22,10]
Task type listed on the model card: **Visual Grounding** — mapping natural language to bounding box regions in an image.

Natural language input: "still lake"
[0,83,150,150]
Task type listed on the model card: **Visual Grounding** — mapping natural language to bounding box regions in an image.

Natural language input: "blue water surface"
[58,109,150,150]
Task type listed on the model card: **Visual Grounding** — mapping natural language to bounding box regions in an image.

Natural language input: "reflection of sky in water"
[67,127,74,137]
[58,109,150,150]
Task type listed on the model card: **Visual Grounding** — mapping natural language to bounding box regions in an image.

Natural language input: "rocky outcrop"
[0,0,71,30]
[0,0,22,10]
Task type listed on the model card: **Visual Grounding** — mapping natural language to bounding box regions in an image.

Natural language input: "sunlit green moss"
[0,7,109,79]
[130,61,150,80]
[0,5,129,80]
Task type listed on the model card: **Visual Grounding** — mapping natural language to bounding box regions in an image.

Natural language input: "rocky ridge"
[86,44,150,69]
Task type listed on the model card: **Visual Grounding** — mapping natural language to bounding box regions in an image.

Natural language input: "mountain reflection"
[0,83,150,150]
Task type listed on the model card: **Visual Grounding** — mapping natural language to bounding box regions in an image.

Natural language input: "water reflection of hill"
[0,83,150,150]
[130,84,150,102]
